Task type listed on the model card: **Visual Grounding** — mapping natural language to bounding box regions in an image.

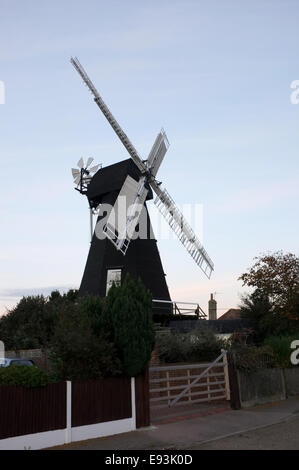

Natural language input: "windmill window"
[106,268,122,294]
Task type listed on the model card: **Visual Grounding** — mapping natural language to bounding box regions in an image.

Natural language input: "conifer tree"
[102,274,155,376]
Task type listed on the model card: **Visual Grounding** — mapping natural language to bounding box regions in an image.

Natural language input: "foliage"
[156,326,225,363]
[0,295,54,350]
[48,301,121,381]
[239,251,299,313]
[78,295,103,337]
[239,289,275,343]
[229,343,276,373]
[0,290,80,351]
[100,282,118,333]
[229,328,254,345]
[264,335,299,368]
[48,289,78,303]
[0,365,49,388]
[0,280,157,380]
[239,288,299,342]
[0,279,156,380]
[102,274,155,377]
[156,331,190,363]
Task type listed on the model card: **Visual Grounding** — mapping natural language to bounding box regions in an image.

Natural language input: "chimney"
[208,293,217,320]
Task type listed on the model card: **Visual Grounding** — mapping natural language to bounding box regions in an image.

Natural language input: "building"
[217,308,241,321]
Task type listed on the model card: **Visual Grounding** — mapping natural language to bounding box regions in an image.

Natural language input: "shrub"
[48,302,121,381]
[157,326,225,363]
[102,274,155,377]
[0,365,49,388]
[229,343,276,373]
[156,331,190,363]
[264,335,299,368]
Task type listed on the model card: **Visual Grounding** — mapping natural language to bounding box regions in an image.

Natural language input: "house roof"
[217,308,241,320]
[169,318,253,334]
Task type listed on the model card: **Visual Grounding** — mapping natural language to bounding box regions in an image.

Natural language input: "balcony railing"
[152,299,206,319]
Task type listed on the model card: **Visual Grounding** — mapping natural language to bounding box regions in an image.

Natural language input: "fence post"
[166,371,171,406]
[227,352,241,410]
[187,369,191,402]
[65,381,72,444]
[221,349,231,401]
[131,377,136,430]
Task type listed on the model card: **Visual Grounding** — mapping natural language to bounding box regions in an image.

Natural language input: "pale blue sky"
[0,0,298,316]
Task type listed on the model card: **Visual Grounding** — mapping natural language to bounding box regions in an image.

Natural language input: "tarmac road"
[192,415,299,450]
[51,397,299,451]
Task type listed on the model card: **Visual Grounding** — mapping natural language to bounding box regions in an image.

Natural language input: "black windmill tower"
[70,58,214,313]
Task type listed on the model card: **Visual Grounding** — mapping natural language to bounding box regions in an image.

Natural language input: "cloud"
[0,285,76,299]
[0,285,78,316]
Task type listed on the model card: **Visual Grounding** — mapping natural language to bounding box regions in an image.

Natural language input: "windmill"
[70,57,214,309]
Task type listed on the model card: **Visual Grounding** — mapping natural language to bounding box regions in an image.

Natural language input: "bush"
[156,331,191,363]
[0,365,49,388]
[229,343,276,373]
[48,302,121,381]
[157,326,225,363]
[264,335,299,368]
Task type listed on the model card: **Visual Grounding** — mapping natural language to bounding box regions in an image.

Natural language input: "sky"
[0,0,298,317]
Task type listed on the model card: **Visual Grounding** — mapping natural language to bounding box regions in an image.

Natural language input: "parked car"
[0,358,35,368]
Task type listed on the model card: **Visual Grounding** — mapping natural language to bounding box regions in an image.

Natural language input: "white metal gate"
[149,350,230,409]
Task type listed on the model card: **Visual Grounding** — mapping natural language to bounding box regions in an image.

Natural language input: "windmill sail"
[71,57,146,174]
[152,183,214,279]
[147,129,169,177]
[104,175,148,254]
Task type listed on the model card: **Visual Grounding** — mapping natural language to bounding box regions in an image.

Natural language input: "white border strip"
[71,417,134,443]
[0,429,66,450]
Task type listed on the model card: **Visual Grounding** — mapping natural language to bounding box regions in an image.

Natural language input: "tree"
[0,295,55,350]
[239,289,275,343]
[78,295,103,337]
[0,289,78,351]
[0,289,123,381]
[239,252,299,341]
[49,300,121,381]
[239,251,299,313]
[102,274,155,377]
[48,289,78,303]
